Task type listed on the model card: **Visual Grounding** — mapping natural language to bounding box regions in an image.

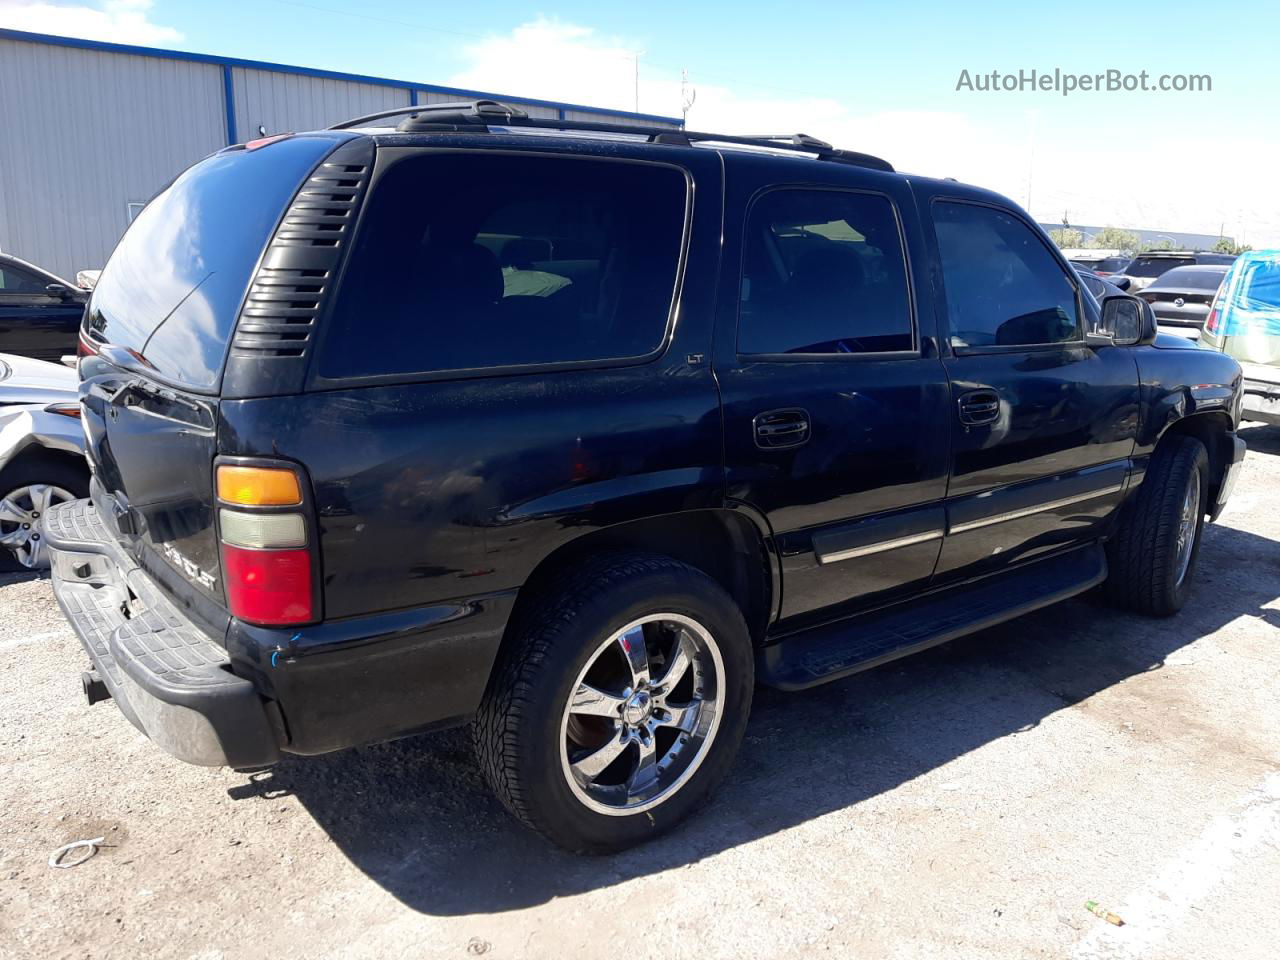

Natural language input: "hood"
[0,353,79,406]
[1152,332,1210,350]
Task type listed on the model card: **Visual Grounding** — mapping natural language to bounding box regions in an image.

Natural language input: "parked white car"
[0,353,88,569]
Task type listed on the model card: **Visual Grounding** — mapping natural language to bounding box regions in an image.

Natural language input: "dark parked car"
[1114,251,1236,293]
[46,102,1246,852]
[0,253,88,362]
[1137,264,1230,338]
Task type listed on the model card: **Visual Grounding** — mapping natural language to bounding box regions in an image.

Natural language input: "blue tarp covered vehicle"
[1203,250,1280,422]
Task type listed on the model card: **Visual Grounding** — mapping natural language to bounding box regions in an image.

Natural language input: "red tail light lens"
[77,334,99,357]
[1205,306,1220,334]
[221,545,313,625]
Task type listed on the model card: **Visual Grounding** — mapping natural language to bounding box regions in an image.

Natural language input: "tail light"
[1205,300,1221,334]
[215,463,316,626]
[77,333,99,357]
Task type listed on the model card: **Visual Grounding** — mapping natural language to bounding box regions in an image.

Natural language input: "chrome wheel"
[1173,468,1201,586]
[0,484,75,569]
[559,613,725,816]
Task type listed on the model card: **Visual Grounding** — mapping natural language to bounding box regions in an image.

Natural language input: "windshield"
[83,136,338,389]
[1127,256,1193,278]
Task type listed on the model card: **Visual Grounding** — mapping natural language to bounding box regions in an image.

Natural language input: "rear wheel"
[0,456,88,571]
[1105,435,1209,617]
[473,553,753,852]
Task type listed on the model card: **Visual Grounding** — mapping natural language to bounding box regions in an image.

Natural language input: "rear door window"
[737,188,914,355]
[0,264,45,294]
[84,136,338,389]
[932,201,1080,349]
[318,153,688,379]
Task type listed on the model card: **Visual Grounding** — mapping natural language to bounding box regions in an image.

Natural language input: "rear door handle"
[957,390,1001,426]
[753,408,810,449]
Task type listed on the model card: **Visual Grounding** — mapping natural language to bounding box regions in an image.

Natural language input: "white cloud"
[452,19,1280,245]
[0,0,182,45]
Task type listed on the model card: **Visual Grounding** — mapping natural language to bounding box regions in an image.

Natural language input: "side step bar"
[758,545,1107,690]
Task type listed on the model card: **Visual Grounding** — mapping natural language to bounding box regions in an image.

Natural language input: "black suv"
[47,101,1246,852]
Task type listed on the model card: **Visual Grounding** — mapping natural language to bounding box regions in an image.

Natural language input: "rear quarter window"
[317,152,689,380]
[84,136,338,389]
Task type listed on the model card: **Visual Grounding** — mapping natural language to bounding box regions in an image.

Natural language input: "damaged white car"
[0,354,88,569]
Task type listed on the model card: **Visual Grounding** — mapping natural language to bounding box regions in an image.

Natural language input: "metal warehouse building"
[0,28,682,280]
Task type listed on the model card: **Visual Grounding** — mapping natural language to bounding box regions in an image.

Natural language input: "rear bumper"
[1242,378,1280,425]
[46,497,515,763]
[45,499,282,768]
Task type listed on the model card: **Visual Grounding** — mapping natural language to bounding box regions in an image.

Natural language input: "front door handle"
[753,408,810,449]
[957,390,1001,426]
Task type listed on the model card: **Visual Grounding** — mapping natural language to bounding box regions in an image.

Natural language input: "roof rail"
[327,99,894,173]
[329,99,527,130]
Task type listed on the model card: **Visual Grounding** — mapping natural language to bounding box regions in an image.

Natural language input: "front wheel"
[1105,435,1209,617]
[473,554,753,852]
[0,455,89,571]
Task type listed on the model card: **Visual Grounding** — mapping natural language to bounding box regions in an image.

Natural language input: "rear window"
[318,152,688,380]
[84,136,337,389]
[1126,256,1192,278]
[1154,267,1227,290]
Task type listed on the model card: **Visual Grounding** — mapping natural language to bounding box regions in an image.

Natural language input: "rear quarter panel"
[217,146,726,620]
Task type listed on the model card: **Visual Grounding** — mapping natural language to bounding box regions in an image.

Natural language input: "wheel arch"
[0,443,90,491]
[1151,410,1234,507]
[503,508,777,655]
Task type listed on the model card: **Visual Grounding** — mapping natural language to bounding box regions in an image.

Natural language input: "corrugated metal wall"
[234,68,410,139]
[0,33,682,280]
[0,37,226,279]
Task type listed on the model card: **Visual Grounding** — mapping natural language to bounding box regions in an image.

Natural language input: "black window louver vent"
[231,148,372,360]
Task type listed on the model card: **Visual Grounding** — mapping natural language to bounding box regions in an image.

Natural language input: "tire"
[0,453,89,572]
[1105,435,1209,617]
[473,553,754,853]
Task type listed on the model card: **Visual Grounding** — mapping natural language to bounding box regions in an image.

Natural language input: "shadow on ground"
[1240,423,1280,457]
[222,514,1280,916]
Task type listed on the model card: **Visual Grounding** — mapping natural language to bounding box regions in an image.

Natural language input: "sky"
[3,0,1278,246]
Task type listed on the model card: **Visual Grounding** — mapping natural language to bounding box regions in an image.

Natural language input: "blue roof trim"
[0,27,684,126]
[221,64,237,145]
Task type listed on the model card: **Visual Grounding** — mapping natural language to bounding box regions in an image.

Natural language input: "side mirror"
[1109,276,1131,291]
[1095,295,1155,346]
[45,283,74,300]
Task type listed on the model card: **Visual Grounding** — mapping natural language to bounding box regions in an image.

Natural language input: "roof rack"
[328,100,894,173]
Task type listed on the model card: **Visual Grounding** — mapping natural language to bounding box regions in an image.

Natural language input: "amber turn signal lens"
[216,465,302,506]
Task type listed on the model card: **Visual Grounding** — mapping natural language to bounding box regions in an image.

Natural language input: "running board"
[758,545,1107,690]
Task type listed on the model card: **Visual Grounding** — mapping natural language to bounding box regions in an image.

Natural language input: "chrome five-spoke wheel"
[560,613,725,816]
[0,483,76,569]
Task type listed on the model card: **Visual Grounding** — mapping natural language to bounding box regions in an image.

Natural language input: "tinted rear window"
[1154,267,1227,290]
[1127,256,1192,278]
[738,188,913,355]
[84,136,337,388]
[318,152,688,379]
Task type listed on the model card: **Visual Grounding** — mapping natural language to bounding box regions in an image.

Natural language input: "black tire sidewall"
[507,561,753,852]
[1165,444,1209,611]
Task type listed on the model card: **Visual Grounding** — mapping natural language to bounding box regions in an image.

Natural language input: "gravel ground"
[2,426,1279,960]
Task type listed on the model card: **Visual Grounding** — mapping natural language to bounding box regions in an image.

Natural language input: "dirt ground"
[2,426,1278,960]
